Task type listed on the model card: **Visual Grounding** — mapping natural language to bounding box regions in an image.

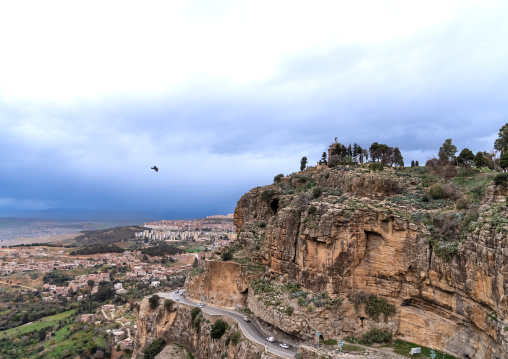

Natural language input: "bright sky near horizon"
[0,0,507,220]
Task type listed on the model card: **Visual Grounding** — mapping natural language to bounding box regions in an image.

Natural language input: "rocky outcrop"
[184,259,262,309]
[136,166,508,358]
[229,168,508,358]
[134,297,274,359]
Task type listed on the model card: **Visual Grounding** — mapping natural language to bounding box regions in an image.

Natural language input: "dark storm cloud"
[1,2,508,219]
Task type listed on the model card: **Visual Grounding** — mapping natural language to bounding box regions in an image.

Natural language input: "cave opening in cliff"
[270,199,279,214]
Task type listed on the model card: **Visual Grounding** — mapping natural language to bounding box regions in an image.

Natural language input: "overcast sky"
[0,0,507,221]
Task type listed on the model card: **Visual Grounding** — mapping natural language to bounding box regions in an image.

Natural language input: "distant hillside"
[74,225,145,246]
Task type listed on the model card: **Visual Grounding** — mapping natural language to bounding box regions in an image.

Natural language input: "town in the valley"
[0,215,235,358]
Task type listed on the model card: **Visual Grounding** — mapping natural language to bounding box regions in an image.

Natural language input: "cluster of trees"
[69,243,124,256]
[300,124,508,173]
[140,242,185,257]
[0,290,75,331]
[368,142,404,167]
[300,140,404,170]
[426,137,501,174]
[328,142,370,166]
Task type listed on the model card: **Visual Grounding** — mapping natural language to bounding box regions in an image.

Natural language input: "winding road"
[157,290,297,358]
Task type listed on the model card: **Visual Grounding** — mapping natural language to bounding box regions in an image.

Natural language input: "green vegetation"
[393,339,457,358]
[0,309,75,339]
[274,174,284,183]
[149,294,160,310]
[141,242,185,257]
[494,172,508,185]
[42,270,72,286]
[190,307,201,321]
[189,266,204,277]
[251,278,274,295]
[210,319,227,339]
[361,328,392,344]
[144,337,166,359]
[364,295,395,321]
[164,299,175,311]
[300,156,308,171]
[175,343,195,359]
[229,331,242,346]
[185,246,206,253]
[0,289,76,332]
[322,339,337,345]
[221,249,233,261]
[487,312,498,322]
[69,243,124,255]
[312,187,322,199]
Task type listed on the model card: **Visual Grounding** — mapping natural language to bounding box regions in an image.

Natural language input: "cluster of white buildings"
[135,229,201,241]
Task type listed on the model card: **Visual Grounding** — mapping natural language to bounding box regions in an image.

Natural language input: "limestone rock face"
[133,298,267,359]
[185,259,262,309]
[228,169,508,359]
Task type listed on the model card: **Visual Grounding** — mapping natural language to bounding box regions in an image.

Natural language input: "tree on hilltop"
[438,139,457,164]
[495,123,508,154]
[458,148,475,167]
[500,151,508,170]
[300,156,308,171]
[474,151,489,168]
[393,147,404,167]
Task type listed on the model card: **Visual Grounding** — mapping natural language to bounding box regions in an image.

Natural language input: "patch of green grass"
[43,323,106,358]
[185,246,206,253]
[0,309,76,338]
[342,344,364,351]
[392,339,456,358]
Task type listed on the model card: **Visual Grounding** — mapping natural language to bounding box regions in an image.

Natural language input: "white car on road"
[267,337,274,342]
[279,343,290,349]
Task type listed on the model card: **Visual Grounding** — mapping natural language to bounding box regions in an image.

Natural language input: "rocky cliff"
[133,297,276,359]
[227,166,508,358]
[136,165,508,359]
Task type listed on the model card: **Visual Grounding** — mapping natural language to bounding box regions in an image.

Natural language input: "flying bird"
[151,166,158,172]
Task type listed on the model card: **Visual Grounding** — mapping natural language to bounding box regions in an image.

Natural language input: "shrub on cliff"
[365,295,395,322]
[193,315,202,331]
[221,250,233,261]
[361,328,392,344]
[229,331,242,346]
[190,307,201,321]
[149,295,160,310]
[164,299,174,311]
[274,174,284,183]
[251,278,274,294]
[210,319,227,339]
[312,187,322,199]
[494,173,508,185]
[143,337,166,359]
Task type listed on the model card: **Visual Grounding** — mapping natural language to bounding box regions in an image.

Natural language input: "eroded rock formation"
[230,168,508,358]
[136,166,508,359]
